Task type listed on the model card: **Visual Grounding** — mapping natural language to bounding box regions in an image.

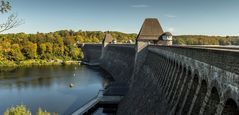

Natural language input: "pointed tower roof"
[137,18,164,41]
[103,33,113,43]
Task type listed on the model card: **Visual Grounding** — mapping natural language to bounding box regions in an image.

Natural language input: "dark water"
[0,65,110,115]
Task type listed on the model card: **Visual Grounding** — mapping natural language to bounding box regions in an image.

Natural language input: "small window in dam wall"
[222,98,239,115]
[191,80,208,114]
[203,87,220,114]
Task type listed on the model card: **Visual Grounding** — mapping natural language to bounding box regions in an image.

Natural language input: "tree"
[45,42,53,54]
[45,42,53,59]
[53,44,64,56]
[92,37,100,43]
[64,36,75,46]
[39,43,47,59]
[68,46,80,60]
[9,44,25,61]
[0,30,138,63]
[4,104,57,115]
[0,0,23,33]
[0,0,11,13]
[22,41,38,59]
[36,108,51,115]
[4,105,31,115]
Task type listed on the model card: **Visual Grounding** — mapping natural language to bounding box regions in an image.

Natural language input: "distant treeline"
[1,30,239,66]
[173,35,239,45]
[0,30,137,65]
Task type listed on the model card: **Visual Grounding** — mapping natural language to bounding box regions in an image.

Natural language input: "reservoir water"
[0,65,110,114]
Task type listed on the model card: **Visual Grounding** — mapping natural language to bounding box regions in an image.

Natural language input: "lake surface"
[0,65,110,115]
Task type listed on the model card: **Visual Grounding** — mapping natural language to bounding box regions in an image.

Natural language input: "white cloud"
[165,14,176,18]
[131,5,149,8]
[167,27,175,33]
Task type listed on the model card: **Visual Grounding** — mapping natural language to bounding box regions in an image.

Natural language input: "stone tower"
[101,32,113,59]
[102,32,113,47]
[136,18,173,52]
[157,32,173,45]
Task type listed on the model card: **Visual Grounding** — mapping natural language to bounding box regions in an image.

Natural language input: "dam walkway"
[72,83,128,115]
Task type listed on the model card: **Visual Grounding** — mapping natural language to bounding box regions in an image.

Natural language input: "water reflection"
[0,65,110,115]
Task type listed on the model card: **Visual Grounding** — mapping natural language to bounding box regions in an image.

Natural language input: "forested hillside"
[174,35,239,45]
[0,30,136,66]
[1,30,239,67]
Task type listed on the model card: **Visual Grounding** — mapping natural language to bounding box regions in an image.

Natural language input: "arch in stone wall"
[164,58,172,77]
[164,56,171,71]
[159,56,167,86]
[221,98,239,115]
[171,65,187,105]
[162,58,175,91]
[161,57,171,86]
[166,61,179,93]
[164,60,178,94]
[203,87,220,114]
[191,80,208,114]
[182,72,199,114]
[168,63,182,103]
[158,54,168,86]
[175,66,193,114]
[219,83,239,115]
[163,57,171,76]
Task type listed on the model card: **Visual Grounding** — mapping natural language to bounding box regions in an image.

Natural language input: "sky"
[1,0,239,35]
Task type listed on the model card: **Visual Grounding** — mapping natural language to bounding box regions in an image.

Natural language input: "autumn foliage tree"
[0,30,137,66]
[22,41,38,59]
[9,44,25,61]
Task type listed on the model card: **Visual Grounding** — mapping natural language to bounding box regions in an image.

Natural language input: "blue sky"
[1,0,239,35]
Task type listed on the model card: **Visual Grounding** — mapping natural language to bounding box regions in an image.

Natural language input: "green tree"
[92,37,100,43]
[43,42,53,59]
[39,43,47,59]
[36,108,51,115]
[64,36,75,46]
[4,105,57,115]
[9,44,25,61]
[69,47,80,60]
[22,41,38,59]
[4,105,31,115]
[45,42,53,54]
[53,44,64,56]
[0,30,138,65]
[39,43,46,55]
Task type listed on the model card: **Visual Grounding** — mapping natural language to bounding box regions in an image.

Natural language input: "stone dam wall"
[80,44,239,115]
[79,44,102,63]
[100,44,135,84]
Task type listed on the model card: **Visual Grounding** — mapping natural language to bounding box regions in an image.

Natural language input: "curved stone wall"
[80,43,239,115]
[117,45,239,115]
[100,44,136,84]
[80,44,102,63]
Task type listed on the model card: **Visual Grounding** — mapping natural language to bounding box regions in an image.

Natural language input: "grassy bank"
[4,104,58,115]
[0,59,80,72]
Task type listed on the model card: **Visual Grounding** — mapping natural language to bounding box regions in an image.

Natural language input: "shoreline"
[0,59,81,72]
